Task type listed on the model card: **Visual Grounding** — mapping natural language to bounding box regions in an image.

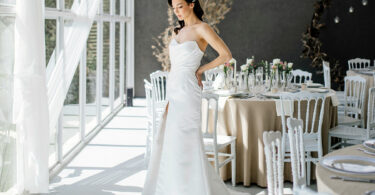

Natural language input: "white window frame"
[46,0,134,177]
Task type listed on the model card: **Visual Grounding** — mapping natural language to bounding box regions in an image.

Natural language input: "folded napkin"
[275,100,294,116]
[212,73,224,90]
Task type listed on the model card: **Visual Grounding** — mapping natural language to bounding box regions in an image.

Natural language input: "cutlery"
[357,148,375,156]
[330,175,375,183]
[364,190,375,195]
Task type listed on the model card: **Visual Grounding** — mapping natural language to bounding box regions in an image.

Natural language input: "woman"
[142,0,240,194]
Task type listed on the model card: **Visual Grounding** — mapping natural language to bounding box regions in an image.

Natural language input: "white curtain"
[13,0,50,193]
[47,0,99,132]
[0,13,16,193]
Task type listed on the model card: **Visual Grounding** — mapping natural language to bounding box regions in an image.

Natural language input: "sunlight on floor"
[49,98,312,195]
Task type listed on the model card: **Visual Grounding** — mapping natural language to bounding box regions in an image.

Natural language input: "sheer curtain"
[13,0,50,193]
[0,12,16,193]
[47,0,100,133]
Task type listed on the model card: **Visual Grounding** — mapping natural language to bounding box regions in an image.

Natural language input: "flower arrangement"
[247,58,258,74]
[222,59,235,78]
[259,60,268,77]
[285,62,293,74]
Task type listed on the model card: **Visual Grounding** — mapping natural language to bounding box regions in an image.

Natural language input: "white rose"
[246,58,253,65]
[219,64,224,70]
[229,58,236,64]
[288,63,293,68]
[240,64,248,71]
[273,58,280,64]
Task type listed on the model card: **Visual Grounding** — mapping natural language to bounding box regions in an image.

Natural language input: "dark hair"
[168,0,204,35]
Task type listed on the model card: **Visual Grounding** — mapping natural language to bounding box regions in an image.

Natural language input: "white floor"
[49,98,300,195]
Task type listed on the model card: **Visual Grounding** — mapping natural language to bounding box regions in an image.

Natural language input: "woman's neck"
[184,15,200,27]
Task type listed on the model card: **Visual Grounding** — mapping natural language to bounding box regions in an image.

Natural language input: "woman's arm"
[195,23,232,88]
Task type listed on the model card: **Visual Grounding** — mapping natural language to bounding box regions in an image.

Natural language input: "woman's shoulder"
[195,22,215,37]
[195,22,210,29]
[195,22,212,33]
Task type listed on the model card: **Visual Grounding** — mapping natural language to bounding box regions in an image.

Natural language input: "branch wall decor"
[301,0,345,90]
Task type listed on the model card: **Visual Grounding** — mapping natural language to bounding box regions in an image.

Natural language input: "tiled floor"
[49,98,314,195]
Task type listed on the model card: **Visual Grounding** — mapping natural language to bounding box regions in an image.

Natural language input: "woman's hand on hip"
[195,68,203,89]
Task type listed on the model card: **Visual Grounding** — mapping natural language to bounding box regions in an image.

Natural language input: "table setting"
[316,139,375,195]
[201,57,339,187]
[203,58,334,101]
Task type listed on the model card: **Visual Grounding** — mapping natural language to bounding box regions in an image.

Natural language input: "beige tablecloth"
[347,70,375,126]
[204,95,337,187]
[316,145,375,195]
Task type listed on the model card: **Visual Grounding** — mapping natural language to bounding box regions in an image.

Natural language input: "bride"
[142,0,242,194]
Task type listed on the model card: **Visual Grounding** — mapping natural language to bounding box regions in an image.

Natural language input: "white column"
[119,0,125,103]
[126,0,134,101]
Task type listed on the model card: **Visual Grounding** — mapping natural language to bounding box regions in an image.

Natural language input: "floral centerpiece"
[283,62,293,88]
[223,59,235,78]
[219,59,235,89]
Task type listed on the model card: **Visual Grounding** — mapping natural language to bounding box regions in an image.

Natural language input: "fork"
[357,147,375,156]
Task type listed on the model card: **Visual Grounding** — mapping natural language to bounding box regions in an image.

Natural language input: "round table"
[316,145,375,195]
[203,90,338,187]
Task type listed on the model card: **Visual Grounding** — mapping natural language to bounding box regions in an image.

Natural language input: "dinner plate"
[211,90,248,97]
[261,92,281,99]
[363,139,375,152]
[320,155,375,175]
[358,70,375,76]
[306,88,329,93]
[295,83,323,88]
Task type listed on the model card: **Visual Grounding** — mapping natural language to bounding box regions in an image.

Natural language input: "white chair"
[287,118,306,190]
[338,76,367,127]
[322,61,346,114]
[291,69,312,84]
[144,79,153,161]
[329,87,375,151]
[202,92,236,186]
[348,58,370,70]
[149,71,169,146]
[263,131,283,195]
[279,91,327,185]
[323,61,331,89]
[150,70,168,103]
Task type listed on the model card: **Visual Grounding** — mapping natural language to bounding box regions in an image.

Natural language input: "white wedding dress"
[142,38,243,195]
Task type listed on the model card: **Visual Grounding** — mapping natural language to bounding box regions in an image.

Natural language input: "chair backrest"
[202,92,219,138]
[150,70,168,103]
[367,87,375,138]
[287,118,306,190]
[291,69,312,84]
[348,58,370,70]
[279,91,326,157]
[144,79,153,117]
[201,92,220,168]
[343,76,367,121]
[263,131,284,195]
[323,61,331,89]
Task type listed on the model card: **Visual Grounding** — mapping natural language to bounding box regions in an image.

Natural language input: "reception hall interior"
[1,0,375,194]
